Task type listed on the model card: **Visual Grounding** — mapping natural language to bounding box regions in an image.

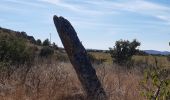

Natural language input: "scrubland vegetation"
[0,27,169,100]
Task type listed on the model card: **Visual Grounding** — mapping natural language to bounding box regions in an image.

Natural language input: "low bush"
[42,39,50,46]
[0,36,36,65]
[36,39,42,45]
[140,58,170,100]
[109,39,140,66]
[39,46,54,57]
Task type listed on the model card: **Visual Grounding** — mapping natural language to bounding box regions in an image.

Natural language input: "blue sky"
[0,0,170,51]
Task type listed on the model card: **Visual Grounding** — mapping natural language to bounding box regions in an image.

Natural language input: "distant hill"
[1,26,170,56]
[88,49,170,56]
[144,50,170,55]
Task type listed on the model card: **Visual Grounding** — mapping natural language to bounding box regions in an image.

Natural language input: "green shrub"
[141,58,170,100]
[0,36,36,65]
[39,46,54,57]
[43,39,50,46]
[109,39,140,66]
[36,39,42,45]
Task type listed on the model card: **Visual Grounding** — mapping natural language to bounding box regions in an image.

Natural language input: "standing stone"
[53,15,107,100]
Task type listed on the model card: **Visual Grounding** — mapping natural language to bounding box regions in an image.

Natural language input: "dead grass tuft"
[0,58,145,100]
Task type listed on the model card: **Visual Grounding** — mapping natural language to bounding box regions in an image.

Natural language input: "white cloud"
[40,0,60,4]
[88,0,170,23]
[2,0,46,8]
[116,0,168,11]
[115,0,170,22]
[38,0,116,15]
[156,15,170,22]
[38,0,170,25]
[39,0,82,12]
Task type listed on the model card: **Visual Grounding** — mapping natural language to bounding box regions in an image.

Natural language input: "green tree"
[109,39,140,65]
[0,36,35,65]
[36,39,42,45]
[42,39,50,46]
[39,47,54,57]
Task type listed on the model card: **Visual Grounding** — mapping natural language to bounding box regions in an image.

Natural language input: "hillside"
[0,26,170,65]
[144,50,170,55]
[0,26,169,100]
[0,27,70,65]
[0,27,40,45]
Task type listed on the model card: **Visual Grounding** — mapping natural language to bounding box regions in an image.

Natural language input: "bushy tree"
[39,47,54,57]
[43,39,50,46]
[36,39,42,45]
[109,39,140,65]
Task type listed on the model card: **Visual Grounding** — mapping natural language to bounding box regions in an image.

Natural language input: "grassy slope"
[89,51,170,68]
[1,26,169,67]
[0,27,169,100]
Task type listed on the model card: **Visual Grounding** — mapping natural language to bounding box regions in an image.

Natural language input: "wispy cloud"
[38,0,117,15]
[2,0,170,28]
[86,0,170,23]
[0,0,48,16]
[3,0,46,8]
[39,0,80,12]
[38,0,170,25]
[0,0,170,50]
[156,15,170,24]
[119,0,170,23]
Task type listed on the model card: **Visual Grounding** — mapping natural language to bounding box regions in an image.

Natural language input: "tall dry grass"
[0,58,145,100]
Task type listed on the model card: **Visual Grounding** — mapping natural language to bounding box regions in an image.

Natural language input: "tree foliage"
[43,39,50,46]
[36,39,42,45]
[109,39,140,65]
[39,46,54,57]
[0,36,36,65]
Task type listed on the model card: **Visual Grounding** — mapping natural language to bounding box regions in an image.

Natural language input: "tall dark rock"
[53,15,107,100]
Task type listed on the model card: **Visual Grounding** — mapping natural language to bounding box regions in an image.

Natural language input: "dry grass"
[88,52,112,64]
[133,55,170,67]
[89,52,170,68]
[95,64,144,100]
[0,57,146,100]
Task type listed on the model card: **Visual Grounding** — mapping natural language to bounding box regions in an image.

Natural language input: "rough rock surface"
[53,15,107,100]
